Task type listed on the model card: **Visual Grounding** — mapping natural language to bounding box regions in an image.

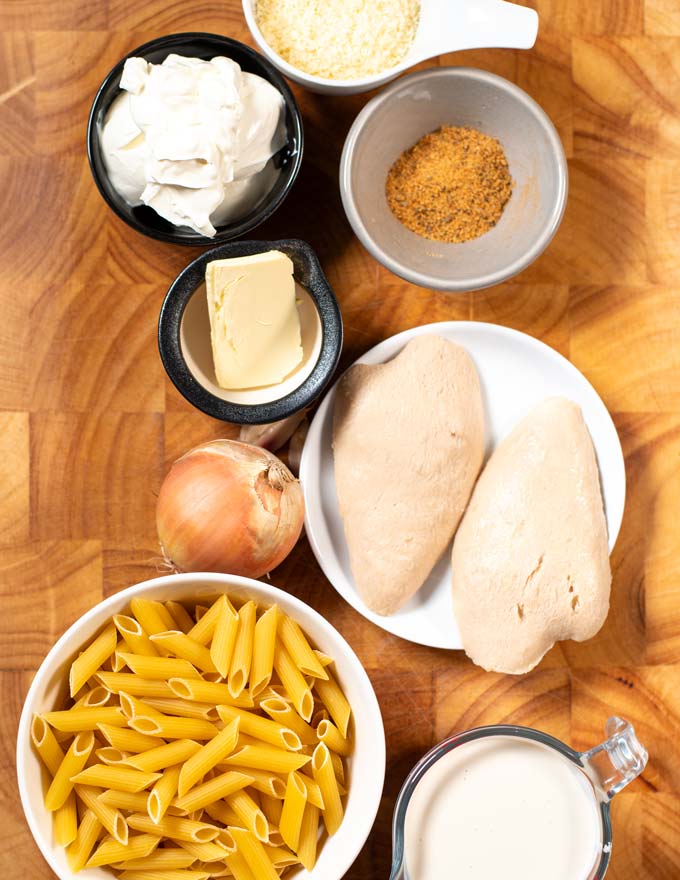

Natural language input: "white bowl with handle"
[242,0,539,95]
[17,572,385,880]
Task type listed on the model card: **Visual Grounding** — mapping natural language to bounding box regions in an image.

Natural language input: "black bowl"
[159,239,343,424]
[86,32,304,245]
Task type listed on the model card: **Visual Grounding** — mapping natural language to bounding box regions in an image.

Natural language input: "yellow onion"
[156,440,304,578]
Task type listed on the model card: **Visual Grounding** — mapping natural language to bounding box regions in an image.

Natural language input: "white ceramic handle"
[412,0,539,60]
[465,0,539,50]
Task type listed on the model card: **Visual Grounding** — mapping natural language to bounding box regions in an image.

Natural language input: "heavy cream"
[404,736,603,880]
[101,54,286,236]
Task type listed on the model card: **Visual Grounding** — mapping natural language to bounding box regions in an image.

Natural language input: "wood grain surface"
[1,0,680,876]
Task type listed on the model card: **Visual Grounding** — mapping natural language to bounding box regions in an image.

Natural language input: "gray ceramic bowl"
[340,67,568,292]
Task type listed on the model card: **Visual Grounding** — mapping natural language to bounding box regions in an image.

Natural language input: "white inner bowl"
[17,572,386,880]
[180,281,323,405]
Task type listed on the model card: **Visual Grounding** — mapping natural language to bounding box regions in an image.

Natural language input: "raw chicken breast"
[333,335,485,615]
[452,397,611,674]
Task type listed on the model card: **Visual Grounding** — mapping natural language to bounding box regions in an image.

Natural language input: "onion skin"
[156,440,304,579]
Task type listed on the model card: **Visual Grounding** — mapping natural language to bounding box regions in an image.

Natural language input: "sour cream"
[404,736,603,880]
[101,54,286,236]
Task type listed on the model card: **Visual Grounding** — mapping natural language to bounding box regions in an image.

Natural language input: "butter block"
[205,250,303,390]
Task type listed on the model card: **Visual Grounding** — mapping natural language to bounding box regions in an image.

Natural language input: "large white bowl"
[17,573,385,880]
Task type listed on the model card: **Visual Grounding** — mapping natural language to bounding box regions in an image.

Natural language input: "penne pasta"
[53,791,78,846]
[143,697,219,721]
[316,718,352,756]
[118,870,210,880]
[97,673,175,700]
[129,714,219,741]
[148,764,181,823]
[70,623,117,697]
[127,812,220,843]
[187,596,224,645]
[263,843,298,867]
[176,838,230,862]
[119,692,164,720]
[224,851,257,880]
[124,739,202,774]
[313,670,351,738]
[228,601,256,698]
[226,767,286,799]
[165,601,196,634]
[130,598,176,636]
[96,747,131,766]
[86,832,161,867]
[297,803,320,870]
[255,685,290,705]
[97,724,164,753]
[111,849,196,870]
[150,631,217,674]
[66,808,102,871]
[310,707,329,729]
[312,743,343,835]
[42,707,126,732]
[168,677,254,709]
[259,697,317,745]
[278,615,328,680]
[259,792,283,828]
[313,649,334,667]
[112,649,128,673]
[250,605,278,698]
[114,614,159,657]
[296,772,325,809]
[45,731,95,810]
[209,595,239,679]
[265,827,285,848]
[117,654,201,681]
[329,748,345,784]
[225,790,269,842]
[216,705,301,751]
[99,790,152,812]
[177,718,239,797]
[194,604,210,621]
[273,642,313,722]
[79,686,112,708]
[75,784,129,844]
[221,744,311,774]
[174,771,255,814]
[32,593,354,879]
[203,800,241,827]
[31,715,65,776]
[71,765,161,793]
[229,826,278,880]
[279,771,308,851]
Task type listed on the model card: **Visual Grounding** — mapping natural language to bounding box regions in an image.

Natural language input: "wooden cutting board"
[1,0,679,876]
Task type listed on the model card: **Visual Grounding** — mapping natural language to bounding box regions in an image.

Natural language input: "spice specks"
[385,125,513,244]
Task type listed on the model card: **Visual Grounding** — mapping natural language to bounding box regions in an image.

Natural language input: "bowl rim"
[17,571,386,880]
[158,238,344,424]
[86,31,304,246]
[241,0,404,90]
[339,66,569,292]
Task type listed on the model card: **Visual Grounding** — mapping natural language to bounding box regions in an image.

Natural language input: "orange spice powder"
[385,125,513,244]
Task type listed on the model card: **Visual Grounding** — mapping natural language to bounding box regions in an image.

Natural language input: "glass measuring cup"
[390,716,647,880]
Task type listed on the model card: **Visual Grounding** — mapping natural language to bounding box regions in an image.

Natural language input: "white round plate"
[300,321,626,650]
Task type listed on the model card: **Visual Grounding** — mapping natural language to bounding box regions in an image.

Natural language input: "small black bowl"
[86,32,304,245]
[159,239,343,424]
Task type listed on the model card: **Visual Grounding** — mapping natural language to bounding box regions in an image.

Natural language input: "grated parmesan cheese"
[255,0,421,81]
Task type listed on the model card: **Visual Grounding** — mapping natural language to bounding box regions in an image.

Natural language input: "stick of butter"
[205,250,304,390]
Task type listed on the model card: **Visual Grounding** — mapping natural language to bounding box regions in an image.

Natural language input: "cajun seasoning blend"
[386,125,513,244]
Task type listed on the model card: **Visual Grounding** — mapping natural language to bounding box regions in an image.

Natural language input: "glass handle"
[580,716,648,800]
